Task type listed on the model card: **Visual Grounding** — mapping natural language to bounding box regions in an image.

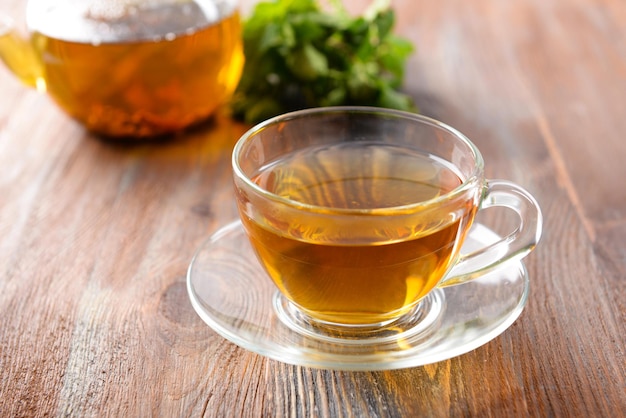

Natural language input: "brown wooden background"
[1,0,624,416]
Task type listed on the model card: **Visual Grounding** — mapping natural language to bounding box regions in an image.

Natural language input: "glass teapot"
[0,0,243,138]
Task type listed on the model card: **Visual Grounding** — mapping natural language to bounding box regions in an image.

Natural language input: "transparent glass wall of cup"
[233,107,542,330]
[0,0,243,138]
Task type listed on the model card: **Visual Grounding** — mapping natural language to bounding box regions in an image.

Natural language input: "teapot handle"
[0,14,45,89]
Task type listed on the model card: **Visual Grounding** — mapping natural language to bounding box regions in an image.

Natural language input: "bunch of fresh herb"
[231,0,416,123]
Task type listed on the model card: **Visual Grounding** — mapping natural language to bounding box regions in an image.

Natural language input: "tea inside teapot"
[1,0,243,138]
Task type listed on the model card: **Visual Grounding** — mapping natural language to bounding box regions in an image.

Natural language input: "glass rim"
[232,106,485,214]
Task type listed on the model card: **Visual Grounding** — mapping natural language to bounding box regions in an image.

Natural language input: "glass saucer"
[187,220,530,371]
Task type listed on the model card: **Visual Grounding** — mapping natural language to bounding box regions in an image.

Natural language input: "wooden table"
[1,0,624,416]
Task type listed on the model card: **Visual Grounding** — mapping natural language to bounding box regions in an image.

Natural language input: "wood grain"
[1,0,624,416]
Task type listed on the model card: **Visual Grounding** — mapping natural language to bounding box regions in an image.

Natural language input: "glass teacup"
[232,106,542,333]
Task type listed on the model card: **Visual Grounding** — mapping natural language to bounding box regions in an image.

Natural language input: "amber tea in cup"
[233,107,542,329]
[246,144,474,325]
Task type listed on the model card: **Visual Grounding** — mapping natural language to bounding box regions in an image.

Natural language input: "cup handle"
[440,180,543,287]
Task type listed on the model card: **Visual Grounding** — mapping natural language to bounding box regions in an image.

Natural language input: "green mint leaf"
[287,42,329,80]
[231,0,417,123]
